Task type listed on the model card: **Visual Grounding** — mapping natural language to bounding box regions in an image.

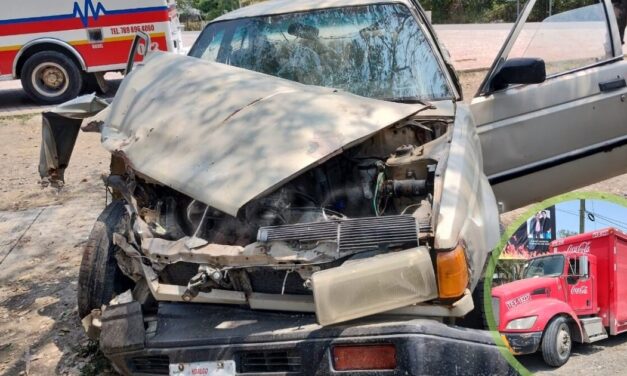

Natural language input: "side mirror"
[125,32,152,75]
[490,58,546,91]
[579,255,589,278]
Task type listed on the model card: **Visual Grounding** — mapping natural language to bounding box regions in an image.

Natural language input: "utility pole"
[579,199,586,234]
[517,0,520,19]
[549,0,553,17]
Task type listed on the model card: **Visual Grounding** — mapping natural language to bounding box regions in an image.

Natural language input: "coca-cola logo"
[566,241,591,254]
[571,285,588,295]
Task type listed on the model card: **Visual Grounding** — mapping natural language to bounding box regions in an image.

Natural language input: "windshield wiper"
[383,97,436,108]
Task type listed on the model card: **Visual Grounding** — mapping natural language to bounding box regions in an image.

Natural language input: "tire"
[77,201,134,318]
[541,316,572,367]
[20,51,83,105]
[82,72,101,94]
[458,278,488,329]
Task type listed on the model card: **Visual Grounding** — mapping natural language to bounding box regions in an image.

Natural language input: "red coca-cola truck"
[492,228,627,367]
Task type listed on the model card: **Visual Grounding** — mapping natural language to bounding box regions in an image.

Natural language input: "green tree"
[558,229,579,238]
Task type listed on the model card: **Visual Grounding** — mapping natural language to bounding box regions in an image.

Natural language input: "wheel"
[458,278,488,329]
[20,51,83,105]
[541,316,572,367]
[77,201,134,318]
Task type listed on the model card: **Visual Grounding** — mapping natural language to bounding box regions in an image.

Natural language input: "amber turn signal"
[436,245,469,299]
[332,344,397,371]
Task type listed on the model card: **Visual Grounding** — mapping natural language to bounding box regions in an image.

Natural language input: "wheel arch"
[13,38,87,78]
[542,312,583,344]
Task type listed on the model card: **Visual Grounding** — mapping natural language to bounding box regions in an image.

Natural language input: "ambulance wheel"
[541,316,572,367]
[21,51,83,105]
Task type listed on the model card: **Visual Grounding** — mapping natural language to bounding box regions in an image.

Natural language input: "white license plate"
[169,360,236,376]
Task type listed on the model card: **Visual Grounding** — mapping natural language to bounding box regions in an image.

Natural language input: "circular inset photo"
[484,193,627,375]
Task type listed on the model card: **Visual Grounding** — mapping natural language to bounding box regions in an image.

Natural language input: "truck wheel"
[77,201,134,318]
[21,51,83,105]
[541,316,572,367]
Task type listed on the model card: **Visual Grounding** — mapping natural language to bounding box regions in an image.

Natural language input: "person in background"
[541,210,552,239]
[614,0,627,44]
[530,212,544,239]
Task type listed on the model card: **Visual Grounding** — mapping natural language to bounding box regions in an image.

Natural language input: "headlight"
[505,316,537,330]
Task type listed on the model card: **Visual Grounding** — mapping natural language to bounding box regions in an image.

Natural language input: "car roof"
[214,0,413,22]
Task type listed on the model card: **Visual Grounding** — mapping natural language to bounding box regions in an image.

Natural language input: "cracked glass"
[190,3,453,101]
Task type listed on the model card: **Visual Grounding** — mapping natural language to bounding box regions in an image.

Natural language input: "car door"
[471,0,627,212]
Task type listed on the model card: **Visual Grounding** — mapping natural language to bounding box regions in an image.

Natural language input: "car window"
[507,0,613,76]
[189,4,453,101]
[199,29,224,61]
[568,258,579,275]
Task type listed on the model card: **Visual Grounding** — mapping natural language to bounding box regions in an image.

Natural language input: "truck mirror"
[579,255,589,278]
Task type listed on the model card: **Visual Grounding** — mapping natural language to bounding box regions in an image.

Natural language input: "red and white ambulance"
[0,0,183,104]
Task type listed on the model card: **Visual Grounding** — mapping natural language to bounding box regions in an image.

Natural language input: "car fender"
[433,104,500,290]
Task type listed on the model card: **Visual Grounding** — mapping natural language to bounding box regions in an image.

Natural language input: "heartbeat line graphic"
[72,0,108,27]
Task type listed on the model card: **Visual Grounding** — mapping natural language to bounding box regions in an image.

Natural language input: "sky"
[553,199,627,237]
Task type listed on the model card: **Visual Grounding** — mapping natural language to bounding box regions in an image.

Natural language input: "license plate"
[169,360,236,376]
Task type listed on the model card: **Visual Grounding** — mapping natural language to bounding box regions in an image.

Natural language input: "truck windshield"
[189,3,453,101]
[523,255,565,278]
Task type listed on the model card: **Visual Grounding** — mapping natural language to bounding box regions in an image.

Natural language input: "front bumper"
[502,332,543,355]
[100,302,516,376]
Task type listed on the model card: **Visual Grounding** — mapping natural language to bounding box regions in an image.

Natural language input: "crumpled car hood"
[101,52,422,216]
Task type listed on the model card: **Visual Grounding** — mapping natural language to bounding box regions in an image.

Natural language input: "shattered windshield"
[189,3,453,101]
[523,254,565,278]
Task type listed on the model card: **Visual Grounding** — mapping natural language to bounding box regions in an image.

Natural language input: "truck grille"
[129,355,169,375]
[258,215,429,253]
[491,297,500,327]
[238,350,302,373]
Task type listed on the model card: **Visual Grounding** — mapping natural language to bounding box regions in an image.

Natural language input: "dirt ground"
[0,74,625,376]
[0,114,115,376]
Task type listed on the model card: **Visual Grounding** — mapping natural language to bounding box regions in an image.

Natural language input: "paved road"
[1,26,625,115]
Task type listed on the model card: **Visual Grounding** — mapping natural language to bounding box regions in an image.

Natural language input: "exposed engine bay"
[112,114,451,311]
[40,52,498,327]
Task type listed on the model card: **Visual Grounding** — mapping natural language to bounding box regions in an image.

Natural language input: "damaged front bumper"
[502,332,543,355]
[101,302,516,376]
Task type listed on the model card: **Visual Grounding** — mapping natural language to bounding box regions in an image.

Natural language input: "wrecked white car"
[40,0,626,374]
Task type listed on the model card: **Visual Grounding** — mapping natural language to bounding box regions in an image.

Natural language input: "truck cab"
[493,228,627,367]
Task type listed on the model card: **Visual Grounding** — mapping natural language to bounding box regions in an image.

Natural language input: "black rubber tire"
[458,278,489,329]
[82,72,101,94]
[541,316,572,367]
[77,201,134,318]
[20,51,83,105]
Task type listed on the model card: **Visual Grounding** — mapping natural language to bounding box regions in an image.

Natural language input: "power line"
[555,208,627,232]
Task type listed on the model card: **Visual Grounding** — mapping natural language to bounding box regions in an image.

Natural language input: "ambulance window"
[88,29,104,43]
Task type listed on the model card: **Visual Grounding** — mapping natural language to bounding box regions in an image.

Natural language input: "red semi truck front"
[492,228,627,367]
